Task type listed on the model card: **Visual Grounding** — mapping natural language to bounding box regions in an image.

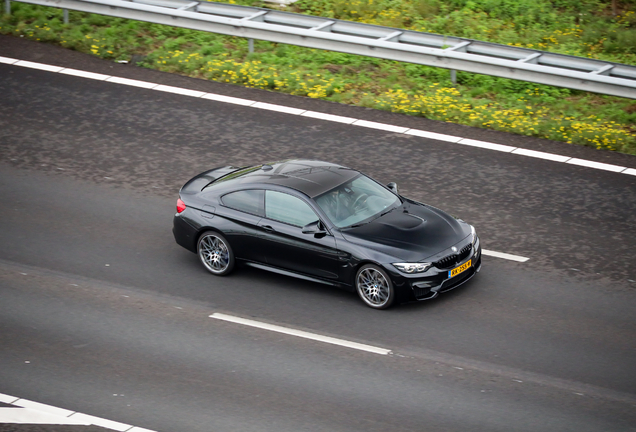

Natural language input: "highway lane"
[1,259,635,432]
[0,164,634,395]
[1,53,636,285]
[1,36,635,430]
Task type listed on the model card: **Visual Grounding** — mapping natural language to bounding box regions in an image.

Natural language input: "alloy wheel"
[198,233,231,275]
[356,266,393,308]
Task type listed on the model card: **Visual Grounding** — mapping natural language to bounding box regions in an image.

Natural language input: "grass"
[2,0,636,154]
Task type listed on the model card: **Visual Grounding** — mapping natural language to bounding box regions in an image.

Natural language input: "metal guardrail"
[6,0,636,99]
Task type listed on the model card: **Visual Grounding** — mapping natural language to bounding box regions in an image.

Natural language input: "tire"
[197,231,235,276]
[355,264,395,309]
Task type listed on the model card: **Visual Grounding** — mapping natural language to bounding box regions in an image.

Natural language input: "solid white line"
[3,56,635,177]
[511,148,571,163]
[252,101,306,115]
[201,93,256,106]
[352,119,410,133]
[0,393,157,431]
[301,110,357,124]
[68,413,132,431]
[458,138,516,153]
[105,76,158,89]
[0,408,90,425]
[153,84,207,98]
[16,399,76,417]
[405,128,462,143]
[0,393,19,404]
[15,60,64,72]
[59,68,111,81]
[482,249,530,262]
[210,313,392,355]
[566,158,627,172]
[0,55,19,64]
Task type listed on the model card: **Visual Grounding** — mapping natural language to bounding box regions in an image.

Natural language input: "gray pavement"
[1,35,635,431]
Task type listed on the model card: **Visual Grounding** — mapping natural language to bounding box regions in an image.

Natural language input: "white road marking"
[0,408,90,425]
[566,158,627,172]
[68,413,132,431]
[3,55,634,177]
[105,76,158,89]
[0,392,158,431]
[0,56,18,64]
[59,68,110,80]
[0,394,17,404]
[482,249,530,262]
[210,313,392,355]
[153,84,207,98]
[14,60,64,72]
[14,399,75,417]
[405,128,462,143]
[301,110,357,124]
[511,148,571,162]
[458,138,516,153]
[201,93,255,105]
[352,119,410,133]
[252,101,306,115]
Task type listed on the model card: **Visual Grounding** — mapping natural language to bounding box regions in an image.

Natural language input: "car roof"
[218,160,360,198]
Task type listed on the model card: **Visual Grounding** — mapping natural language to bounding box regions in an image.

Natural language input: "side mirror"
[302,220,327,237]
[387,182,399,195]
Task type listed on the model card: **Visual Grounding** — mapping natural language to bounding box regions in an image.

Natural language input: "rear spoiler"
[180,166,244,194]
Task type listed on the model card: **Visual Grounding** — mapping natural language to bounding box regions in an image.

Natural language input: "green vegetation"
[2,0,636,153]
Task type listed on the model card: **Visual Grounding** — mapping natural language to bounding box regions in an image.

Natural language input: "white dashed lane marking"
[2,55,635,176]
[482,250,529,263]
[211,313,392,355]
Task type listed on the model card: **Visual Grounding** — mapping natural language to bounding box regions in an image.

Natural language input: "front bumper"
[389,240,482,302]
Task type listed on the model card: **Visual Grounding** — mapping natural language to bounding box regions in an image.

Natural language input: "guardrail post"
[248,38,254,54]
[450,69,457,87]
[5,0,10,15]
[63,8,69,23]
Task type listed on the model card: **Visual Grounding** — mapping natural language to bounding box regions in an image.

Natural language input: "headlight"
[392,262,431,274]
[470,225,478,246]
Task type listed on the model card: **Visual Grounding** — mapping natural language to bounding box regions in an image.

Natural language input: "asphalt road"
[1,35,635,431]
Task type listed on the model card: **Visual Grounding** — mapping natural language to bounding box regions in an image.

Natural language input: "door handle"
[261,225,275,232]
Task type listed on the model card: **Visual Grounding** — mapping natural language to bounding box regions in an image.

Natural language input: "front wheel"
[355,264,395,309]
[197,231,235,276]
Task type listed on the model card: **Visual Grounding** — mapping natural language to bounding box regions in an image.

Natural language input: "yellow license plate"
[449,259,471,278]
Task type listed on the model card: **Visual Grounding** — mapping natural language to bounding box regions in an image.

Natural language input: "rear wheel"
[197,232,234,276]
[355,264,395,309]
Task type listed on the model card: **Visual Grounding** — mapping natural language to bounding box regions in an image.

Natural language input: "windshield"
[314,174,401,228]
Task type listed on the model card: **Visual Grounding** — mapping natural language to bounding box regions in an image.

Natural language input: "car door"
[258,190,340,281]
[217,189,266,263]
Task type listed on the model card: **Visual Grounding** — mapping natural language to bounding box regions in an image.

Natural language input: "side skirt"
[244,262,348,289]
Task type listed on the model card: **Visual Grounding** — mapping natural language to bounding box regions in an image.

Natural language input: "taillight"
[176,198,186,213]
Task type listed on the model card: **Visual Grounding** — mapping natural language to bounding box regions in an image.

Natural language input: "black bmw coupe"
[173,160,481,309]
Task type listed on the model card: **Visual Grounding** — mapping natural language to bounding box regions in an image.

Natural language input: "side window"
[265,191,318,227]
[221,190,264,216]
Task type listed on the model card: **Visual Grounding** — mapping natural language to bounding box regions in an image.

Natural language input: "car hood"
[340,202,470,262]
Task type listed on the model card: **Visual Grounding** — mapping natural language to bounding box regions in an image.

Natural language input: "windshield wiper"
[346,205,398,229]
[379,206,398,218]
[348,222,370,228]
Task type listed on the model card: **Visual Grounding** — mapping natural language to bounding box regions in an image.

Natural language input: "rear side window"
[265,191,318,227]
[221,190,265,216]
